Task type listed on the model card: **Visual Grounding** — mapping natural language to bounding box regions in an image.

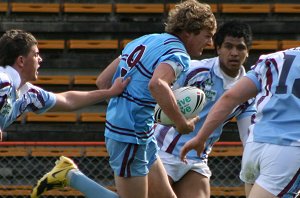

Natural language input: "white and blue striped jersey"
[155,57,256,161]
[246,48,300,146]
[0,66,56,131]
[105,33,190,145]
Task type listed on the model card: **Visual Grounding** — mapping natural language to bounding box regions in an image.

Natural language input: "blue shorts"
[105,137,159,177]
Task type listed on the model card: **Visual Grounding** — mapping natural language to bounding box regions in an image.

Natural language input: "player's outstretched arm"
[180,77,257,161]
[50,77,130,112]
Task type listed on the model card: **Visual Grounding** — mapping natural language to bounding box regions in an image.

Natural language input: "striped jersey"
[105,33,190,145]
[154,57,256,161]
[246,47,300,146]
[0,66,56,131]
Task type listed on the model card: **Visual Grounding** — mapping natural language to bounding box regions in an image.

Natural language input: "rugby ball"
[154,86,206,125]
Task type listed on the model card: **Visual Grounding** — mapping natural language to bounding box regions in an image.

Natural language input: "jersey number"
[121,45,145,77]
[275,54,300,98]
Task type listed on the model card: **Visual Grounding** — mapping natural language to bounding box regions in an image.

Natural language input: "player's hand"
[180,136,205,162]
[109,77,131,96]
[176,116,200,135]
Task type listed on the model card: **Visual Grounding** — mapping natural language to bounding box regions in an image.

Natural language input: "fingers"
[122,77,131,86]
[180,145,188,161]
[192,115,200,124]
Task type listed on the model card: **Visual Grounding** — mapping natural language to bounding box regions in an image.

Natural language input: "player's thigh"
[115,174,147,198]
[248,183,276,198]
[173,170,210,198]
[241,142,300,197]
[148,157,176,198]
[245,183,254,197]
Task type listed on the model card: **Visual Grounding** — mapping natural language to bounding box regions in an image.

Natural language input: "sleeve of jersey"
[160,53,191,79]
[0,73,12,104]
[245,69,261,92]
[24,84,56,114]
[236,98,256,120]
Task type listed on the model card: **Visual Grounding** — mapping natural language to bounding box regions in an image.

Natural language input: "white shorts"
[240,142,300,197]
[159,150,211,182]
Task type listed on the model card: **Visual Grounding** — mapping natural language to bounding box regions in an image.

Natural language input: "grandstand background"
[1,0,300,197]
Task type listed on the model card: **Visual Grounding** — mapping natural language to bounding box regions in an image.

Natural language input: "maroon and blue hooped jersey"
[246,47,300,146]
[105,33,190,145]
[0,66,56,131]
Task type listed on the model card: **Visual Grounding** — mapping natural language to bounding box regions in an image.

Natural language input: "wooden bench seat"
[211,186,245,196]
[210,146,243,157]
[0,147,28,156]
[280,40,300,50]
[273,4,300,13]
[115,4,164,13]
[31,147,82,157]
[85,146,109,157]
[251,40,279,50]
[38,40,65,49]
[69,40,118,49]
[167,3,217,13]
[31,75,71,85]
[0,3,8,12]
[80,112,106,122]
[11,3,60,13]
[73,75,97,85]
[26,112,77,122]
[64,3,112,13]
[221,4,271,13]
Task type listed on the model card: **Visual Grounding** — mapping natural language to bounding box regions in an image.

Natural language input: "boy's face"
[217,36,249,77]
[184,28,215,58]
[22,45,42,82]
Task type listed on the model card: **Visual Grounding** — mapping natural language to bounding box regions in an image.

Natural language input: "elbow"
[96,76,109,89]
[148,78,161,94]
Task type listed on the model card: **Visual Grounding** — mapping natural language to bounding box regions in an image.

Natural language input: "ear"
[15,56,25,68]
[216,46,221,55]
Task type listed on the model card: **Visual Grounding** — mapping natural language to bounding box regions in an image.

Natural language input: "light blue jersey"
[155,57,256,161]
[0,66,56,131]
[105,33,190,145]
[246,48,300,146]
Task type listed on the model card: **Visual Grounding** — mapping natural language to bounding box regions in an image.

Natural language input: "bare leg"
[248,183,277,198]
[173,171,210,198]
[148,157,177,198]
[115,174,147,198]
[245,182,253,197]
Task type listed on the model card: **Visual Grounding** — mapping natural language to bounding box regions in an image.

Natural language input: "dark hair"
[213,20,252,50]
[0,29,37,66]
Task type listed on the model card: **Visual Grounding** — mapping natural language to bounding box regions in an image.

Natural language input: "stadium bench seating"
[31,147,82,157]
[26,112,77,122]
[280,40,300,50]
[220,3,271,13]
[251,40,279,50]
[38,40,65,49]
[73,75,97,85]
[211,186,245,196]
[63,3,112,13]
[11,3,60,13]
[0,2,8,12]
[68,40,119,49]
[31,75,71,85]
[80,112,106,123]
[167,3,218,13]
[115,3,164,13]
[273,4,300,13]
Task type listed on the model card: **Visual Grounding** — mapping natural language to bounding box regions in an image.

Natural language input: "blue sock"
[68,169,119,198]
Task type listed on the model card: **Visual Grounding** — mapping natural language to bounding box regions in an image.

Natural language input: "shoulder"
[0,72,13,94]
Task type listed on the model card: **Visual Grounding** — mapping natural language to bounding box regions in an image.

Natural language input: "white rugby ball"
[154,86,206,125]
